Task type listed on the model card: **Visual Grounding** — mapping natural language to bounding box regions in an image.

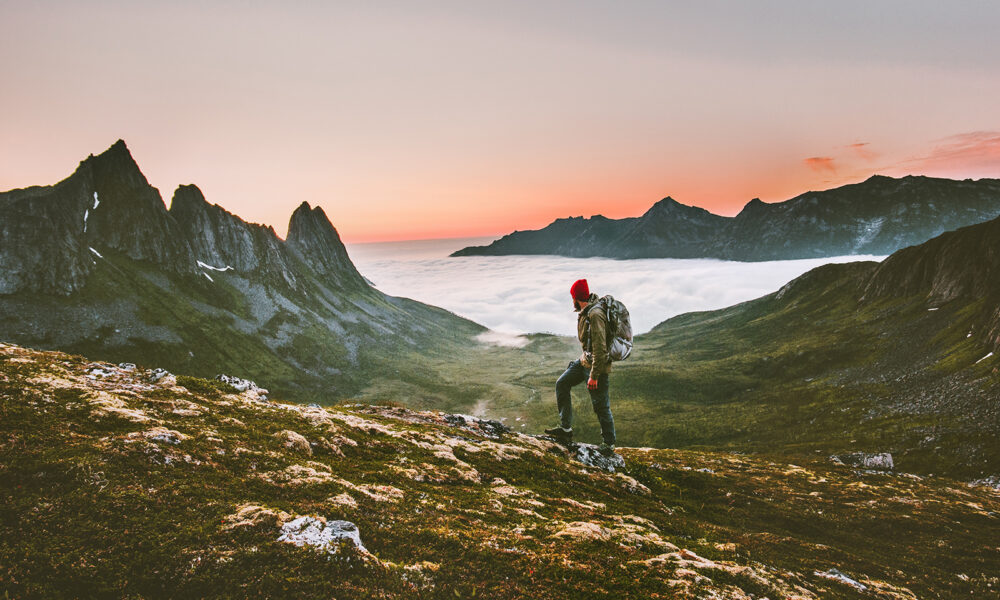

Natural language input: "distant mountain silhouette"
[452,175,1000,260]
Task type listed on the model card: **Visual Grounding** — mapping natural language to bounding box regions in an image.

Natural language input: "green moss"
[175,375,239,396]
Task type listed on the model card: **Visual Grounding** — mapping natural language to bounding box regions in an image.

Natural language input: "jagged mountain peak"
[78,139,149,190]
[169,184,209,213]
[641,197,681,217]
[642,196,723,220]
[733,197,766,217]
[286,201,363,287]
[287,201,340,243]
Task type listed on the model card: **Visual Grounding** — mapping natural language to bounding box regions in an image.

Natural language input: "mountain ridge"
[0,140,484,400]
[452,175,1000,260]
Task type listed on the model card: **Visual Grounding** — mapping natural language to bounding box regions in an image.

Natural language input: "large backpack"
[591,295,633,361]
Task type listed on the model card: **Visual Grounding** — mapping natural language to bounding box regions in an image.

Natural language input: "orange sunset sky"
[2,1,999,243]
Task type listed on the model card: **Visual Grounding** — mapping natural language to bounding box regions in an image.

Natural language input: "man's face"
[573,298,584,312]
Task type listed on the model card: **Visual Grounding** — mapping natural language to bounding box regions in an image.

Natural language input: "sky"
[2,1,999,242]
[346,237,884,337]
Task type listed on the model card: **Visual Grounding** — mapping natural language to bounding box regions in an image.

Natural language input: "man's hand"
[587,378,599,391]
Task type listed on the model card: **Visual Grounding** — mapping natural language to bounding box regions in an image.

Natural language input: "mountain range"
[3,140,998,480]
[451,175,1000,260]
[4,141,1000,598]
[476,212,1000,479]
[0,140,483,401]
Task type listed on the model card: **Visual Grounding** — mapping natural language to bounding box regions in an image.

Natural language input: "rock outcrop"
[170,185,300,287]
[286,202,365,290]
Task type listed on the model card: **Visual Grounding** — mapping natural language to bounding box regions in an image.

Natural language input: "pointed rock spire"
[287,202,364,289]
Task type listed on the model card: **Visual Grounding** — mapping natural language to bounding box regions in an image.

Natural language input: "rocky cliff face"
[0,141,373,297]
[0,140,484,399]
[454,175,1000,260]
[861,214,1000,351]
[711,175,1000,260]
[0,140,195,295]
[170,185,300,288]
[286,202,366,291]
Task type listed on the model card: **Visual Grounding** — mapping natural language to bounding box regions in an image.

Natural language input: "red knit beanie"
[570,279,590,301]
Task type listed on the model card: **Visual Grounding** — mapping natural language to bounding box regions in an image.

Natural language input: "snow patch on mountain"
[197,260,233,272]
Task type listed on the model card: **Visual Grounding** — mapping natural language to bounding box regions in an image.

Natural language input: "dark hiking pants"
[555,359,616,445]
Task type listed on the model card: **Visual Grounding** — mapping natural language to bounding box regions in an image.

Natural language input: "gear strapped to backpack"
[585,295,633,361]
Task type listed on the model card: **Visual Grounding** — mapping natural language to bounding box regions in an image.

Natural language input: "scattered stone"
[328,493,358,508]
[534,437,627,473]
[550,521,611,542]
[88,391,156,423]
[277,516,368,555]
[334,477,405,502]
[616,473,651,495]
[559,497,607,511]
[261,464,334,486]
[831,452,894,471]
[170,398,204,417]
[148,368,173,383]
[134,427,188,445]
[117,363,136,371]
[814,568,868,592]
[273,429,312,455]
[967,475,1000,491]
[87,367,114,379]
[443,413,511,439]
[216,374,268,399]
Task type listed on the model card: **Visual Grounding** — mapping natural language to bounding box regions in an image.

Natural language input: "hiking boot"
[598,442,616,455]
[543,426,572,441]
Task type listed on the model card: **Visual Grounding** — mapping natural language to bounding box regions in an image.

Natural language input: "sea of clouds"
[347,237,884,339]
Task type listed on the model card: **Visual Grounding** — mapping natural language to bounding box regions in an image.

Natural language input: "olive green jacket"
[578,293,612,378]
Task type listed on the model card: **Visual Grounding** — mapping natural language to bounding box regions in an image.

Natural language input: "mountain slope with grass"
[436,215,1000,481]
[3,342,998,599]
[0,141,484,401]
[452,175,1000,260]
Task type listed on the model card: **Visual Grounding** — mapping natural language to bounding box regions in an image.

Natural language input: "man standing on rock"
[545,279,616,455]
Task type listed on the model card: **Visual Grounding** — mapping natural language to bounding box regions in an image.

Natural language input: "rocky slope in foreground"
[3,343,998,599]
[452,175,1000,260]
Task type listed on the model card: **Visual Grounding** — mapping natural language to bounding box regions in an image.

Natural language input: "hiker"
[545,278,616,455]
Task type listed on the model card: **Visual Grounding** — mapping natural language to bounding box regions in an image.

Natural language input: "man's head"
[571,279,589,312]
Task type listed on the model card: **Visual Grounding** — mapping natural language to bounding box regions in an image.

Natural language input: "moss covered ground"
[2,343,998,598]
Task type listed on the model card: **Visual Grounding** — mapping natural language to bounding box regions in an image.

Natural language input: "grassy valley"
[404,251,999,481]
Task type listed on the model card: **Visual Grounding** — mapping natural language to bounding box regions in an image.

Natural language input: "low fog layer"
[348,238,883,337]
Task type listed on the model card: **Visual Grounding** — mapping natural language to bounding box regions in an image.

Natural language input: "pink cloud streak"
[888,131,1000,178]
[803,156,837,173]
